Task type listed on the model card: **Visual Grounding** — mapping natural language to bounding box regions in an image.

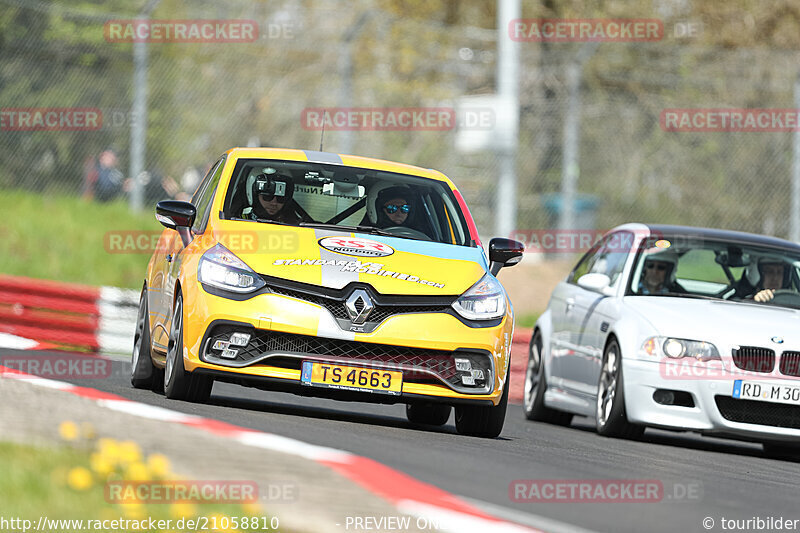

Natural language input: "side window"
[568,231,634,285]
[192,158,225,234]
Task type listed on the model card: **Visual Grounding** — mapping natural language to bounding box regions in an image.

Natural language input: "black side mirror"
[489,238,524,275]
[156,200,196,247]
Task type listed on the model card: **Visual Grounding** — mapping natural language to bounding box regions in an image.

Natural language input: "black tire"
[455,373,509,438]
[596,338,643,439]
[523,331,573,426]
[164,293,213,403]
[406,403,452,426]
[762,442,800,459]
[131,286,155,389]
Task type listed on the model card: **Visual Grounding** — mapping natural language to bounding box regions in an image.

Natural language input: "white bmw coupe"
[525,223,800,457]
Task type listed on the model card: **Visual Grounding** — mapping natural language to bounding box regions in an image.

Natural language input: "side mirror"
[156,200,196,247]
[577,273,613,295]
[489,238,524,276]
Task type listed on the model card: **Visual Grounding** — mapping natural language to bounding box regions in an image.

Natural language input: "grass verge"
[0,190,159,288]
[0,436,270,532]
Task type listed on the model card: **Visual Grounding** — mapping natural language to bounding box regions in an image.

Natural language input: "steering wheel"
[763,289,800,306]
[382,226,432,241]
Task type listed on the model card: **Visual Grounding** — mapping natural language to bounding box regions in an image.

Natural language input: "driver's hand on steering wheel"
[754,289,775,302]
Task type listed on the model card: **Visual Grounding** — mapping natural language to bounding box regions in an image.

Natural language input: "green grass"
[515,312,540,329]
[0,190,160,288]
[0,439,270,531]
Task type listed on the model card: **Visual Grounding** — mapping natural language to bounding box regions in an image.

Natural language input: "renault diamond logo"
[345,289,374,325]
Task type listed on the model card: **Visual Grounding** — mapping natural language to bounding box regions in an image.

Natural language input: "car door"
[561,231,634,398]
[159,158,225,344]
[547,241,604,389]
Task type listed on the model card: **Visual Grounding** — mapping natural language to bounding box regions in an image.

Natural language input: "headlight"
[451,274,507,321]
[641,336,721,362]
[198,243,266,293]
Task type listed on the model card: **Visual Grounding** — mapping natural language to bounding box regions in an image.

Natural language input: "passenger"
[375,186,414,229]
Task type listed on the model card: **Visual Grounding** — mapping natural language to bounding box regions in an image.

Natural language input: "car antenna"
[319,109,326,151]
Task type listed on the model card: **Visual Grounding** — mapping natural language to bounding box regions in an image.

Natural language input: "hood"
[211,223,488,295]
[623,296,800,347]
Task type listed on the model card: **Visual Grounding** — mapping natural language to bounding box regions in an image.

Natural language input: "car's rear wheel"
[131,285,155,389]
[762,442,799,459]
[164,293,213,402]
[524,331,573,426]
[406,403,451,426]
[455,374,508,438]
[596,338,643,439]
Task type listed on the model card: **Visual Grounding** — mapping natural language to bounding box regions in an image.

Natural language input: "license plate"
[732,380,800,406]
[300,361,402,396]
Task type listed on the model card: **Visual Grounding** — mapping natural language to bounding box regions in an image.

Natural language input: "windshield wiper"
[298,222,396,237]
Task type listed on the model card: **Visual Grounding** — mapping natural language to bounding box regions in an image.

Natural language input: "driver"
[241,172,300,224]
[749,256,793,302]
[637,249,683,295]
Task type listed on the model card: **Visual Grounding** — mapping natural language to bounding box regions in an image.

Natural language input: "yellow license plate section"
[300,361,402,395]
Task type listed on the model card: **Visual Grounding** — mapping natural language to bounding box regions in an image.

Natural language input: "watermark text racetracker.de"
[104,230,299,255]
[0,515,280,532]
[0,108,101,131]
[509,18,663,42]
[0,354,111,380]
[661,108,800,132]
[509,479,702,503]
[103,19,258,43]
[300,107,495,131]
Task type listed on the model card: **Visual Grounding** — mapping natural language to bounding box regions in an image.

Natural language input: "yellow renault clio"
[131,148,523,437]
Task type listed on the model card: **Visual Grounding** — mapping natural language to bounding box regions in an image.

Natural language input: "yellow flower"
[67,467,93,491]
[241,502,261,516]
[169,502,196,519]
[122,501,145,519]
[147,453,171,478]
[117,441,142,465]
[90,452,115,477]
[124,462,150,481]
[58,421,79,441]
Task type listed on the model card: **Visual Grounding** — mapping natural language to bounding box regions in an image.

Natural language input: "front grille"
[731,346,775,373]
[715,396,800,429]
[203,325,492,390]
[268,285,452,325]
[780,351,800,377]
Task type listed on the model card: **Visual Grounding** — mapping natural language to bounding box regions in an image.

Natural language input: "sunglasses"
[260,193,286,203]
[645,263,667,271]
[383,204,410,214]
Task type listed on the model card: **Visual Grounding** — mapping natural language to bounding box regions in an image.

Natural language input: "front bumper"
[625,358,800,442]
[181,282,512,406]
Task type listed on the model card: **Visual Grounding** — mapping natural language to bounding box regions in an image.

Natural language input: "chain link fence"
[2,0,799,243]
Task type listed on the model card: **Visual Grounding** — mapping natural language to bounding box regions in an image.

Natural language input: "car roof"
[612,222,800,252]
[222,147,456,188]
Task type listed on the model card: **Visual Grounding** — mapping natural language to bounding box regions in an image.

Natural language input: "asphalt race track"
[7,349,800,533]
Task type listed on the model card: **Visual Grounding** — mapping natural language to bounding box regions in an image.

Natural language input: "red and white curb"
[0,275,138,354]
[0,332,58,351]
[0,366,539,533]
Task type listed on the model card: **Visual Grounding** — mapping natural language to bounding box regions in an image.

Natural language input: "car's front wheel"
[596,338,643,439]
[131,285,155,389]
[524,331,573,426]
[455,374,508,438]
[406,403,451,426]
[164,292,213,403]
